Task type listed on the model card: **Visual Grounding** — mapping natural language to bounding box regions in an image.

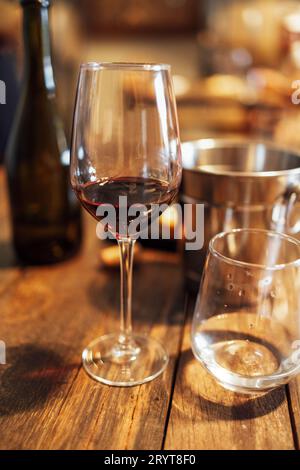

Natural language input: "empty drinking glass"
[192,228,300,393]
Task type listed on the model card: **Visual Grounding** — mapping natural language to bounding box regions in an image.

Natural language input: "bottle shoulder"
[6,87,68,166]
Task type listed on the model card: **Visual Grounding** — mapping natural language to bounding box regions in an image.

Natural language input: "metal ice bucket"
[181,138,300,291]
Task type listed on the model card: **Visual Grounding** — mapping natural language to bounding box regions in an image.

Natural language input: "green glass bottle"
[5,0,82,264]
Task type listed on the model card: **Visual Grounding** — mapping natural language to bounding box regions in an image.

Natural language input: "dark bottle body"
[5,0,82,264]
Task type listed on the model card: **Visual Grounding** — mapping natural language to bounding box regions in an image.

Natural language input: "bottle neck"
[22,3,55,93]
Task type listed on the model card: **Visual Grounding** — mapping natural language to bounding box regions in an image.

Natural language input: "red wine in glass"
[75,176,177,238]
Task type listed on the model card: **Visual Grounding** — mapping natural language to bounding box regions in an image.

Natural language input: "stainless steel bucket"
[181,138,300,291]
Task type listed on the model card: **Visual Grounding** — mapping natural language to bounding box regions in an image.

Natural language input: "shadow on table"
[0,241,16,268]
[0,344,79,416]
[176,349,285,421]
[86,259,184,326]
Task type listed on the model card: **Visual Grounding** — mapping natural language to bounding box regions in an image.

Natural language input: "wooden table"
[0,169,299,451]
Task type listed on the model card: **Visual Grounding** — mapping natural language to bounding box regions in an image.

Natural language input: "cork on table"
[0,169,299,450]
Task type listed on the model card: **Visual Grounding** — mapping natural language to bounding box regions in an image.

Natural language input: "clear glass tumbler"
[192,228,300,393]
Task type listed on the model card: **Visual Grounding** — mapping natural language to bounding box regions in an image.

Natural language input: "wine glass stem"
[118,238,135,345]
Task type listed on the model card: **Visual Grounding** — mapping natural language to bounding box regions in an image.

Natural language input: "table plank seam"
[162,293,189,450]
[286,384,299,450]
[125,392,141,450]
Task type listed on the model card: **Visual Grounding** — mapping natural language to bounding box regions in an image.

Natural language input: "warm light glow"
[283,11,300,34]
[160,205,179,230]
[242,8,263,29]
[291,41,300,69]
[173,74,190,96]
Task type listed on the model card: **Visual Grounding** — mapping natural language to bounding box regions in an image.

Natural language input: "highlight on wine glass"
[191,228,300,394]
[70,62,182,386]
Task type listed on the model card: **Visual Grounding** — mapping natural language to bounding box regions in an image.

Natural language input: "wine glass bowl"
[70,63,181,191]
[71,62,181,386]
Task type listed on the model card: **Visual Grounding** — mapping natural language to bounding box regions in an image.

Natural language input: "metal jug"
[181,138,300,291]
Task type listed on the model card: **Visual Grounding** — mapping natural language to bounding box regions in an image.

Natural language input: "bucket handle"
[271,186,300,235]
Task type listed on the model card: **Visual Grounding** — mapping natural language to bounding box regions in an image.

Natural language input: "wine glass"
[191,228,300,394]
[70,62,182,386]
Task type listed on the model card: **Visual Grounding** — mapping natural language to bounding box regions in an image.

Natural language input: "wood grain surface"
[0,169,298,450]
[164,299,296,450]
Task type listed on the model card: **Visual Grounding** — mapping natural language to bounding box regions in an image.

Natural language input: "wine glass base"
[82,334,169,386]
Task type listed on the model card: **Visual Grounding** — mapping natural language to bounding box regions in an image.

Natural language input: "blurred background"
[2,0,300,161]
